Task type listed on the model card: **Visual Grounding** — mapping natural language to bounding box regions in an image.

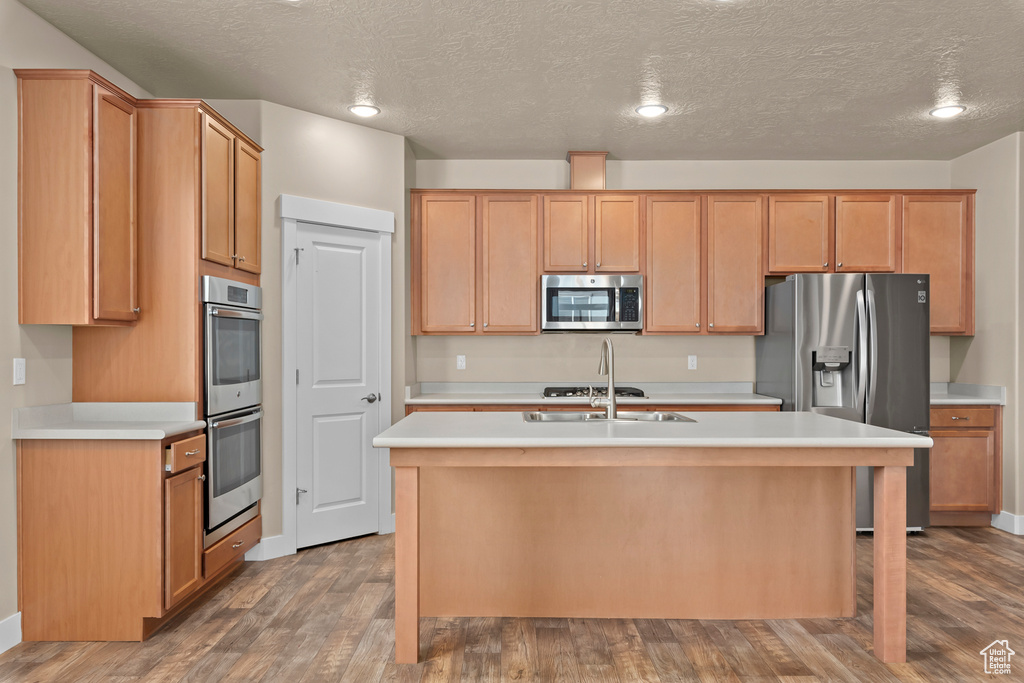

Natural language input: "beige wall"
[0,0,151,627]
[950,132,1023,515]
[415,158,953,385]
[253,101,407,538]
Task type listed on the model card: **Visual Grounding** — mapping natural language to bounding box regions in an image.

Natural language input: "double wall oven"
[202,276,263,547]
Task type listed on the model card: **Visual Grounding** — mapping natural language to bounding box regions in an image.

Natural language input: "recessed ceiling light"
[929,105,966,119]
[635,104,668,118]
[349,105,381,118]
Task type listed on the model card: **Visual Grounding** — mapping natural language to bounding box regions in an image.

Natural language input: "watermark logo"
[980,640,1015,675]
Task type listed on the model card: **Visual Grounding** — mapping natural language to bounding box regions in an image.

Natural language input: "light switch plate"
[688,355,697,370]
[13,358,26,385]
[456,355,466,370]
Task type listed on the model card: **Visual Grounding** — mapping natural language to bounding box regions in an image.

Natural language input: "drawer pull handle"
[232,541,245,549]
[185,449,201,456]
[950,416,969,420]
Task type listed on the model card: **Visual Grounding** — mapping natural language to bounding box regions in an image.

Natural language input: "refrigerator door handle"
[856,290,868,415]
[866,289,879,418]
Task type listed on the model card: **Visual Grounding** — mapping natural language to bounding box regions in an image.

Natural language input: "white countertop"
[929,382,1005,406]
[373,410,933,450]
[13,403,205,440]
[405,382,782,406]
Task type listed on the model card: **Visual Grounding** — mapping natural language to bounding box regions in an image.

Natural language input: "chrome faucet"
[591,337,617,419]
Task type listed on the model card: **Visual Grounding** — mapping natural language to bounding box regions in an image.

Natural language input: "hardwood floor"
[2,527,1023,681]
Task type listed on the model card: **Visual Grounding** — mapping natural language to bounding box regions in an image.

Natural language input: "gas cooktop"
[542,386,646,398]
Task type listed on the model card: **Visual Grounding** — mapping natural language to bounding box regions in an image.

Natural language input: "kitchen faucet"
[591,337,617,419]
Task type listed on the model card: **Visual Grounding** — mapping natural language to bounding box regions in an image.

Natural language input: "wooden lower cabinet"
[928,405,1002,526]
[17,433,258,641]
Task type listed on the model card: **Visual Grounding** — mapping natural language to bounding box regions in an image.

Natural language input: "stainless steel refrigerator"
[755,273,931,530]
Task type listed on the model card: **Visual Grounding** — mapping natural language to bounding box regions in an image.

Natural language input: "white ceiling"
[17,0,1024,160]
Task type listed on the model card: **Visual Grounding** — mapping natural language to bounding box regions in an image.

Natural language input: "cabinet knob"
[838,262,843,268]
[483,322,488,328]
[597,262,601,268]
[709,323,714,329]
[232,254,246,262]
[823,262,828,268]
[198,474,206,481]
[695,323,700,328]
[132,307,140,314]
[470,322,475,327]
[583,261,587,267]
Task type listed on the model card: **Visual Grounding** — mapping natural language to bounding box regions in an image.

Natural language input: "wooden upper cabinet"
[481,195,539,333]
[835,194,898,272]
[201,113,235,267]
[707,195,764,334]
[767,195,831,274]
[200,109,262,274]
[417,195,477,333]
[645,195,702,333]
[164,465,203,610]
[233,139,262,274]
[595,195,641,272]
[543,195,590,272]
[17,70,138,325]
[901,194,974,335]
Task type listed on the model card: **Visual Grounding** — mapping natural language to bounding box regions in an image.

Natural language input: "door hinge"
[296,487,307,505]
[295,247,304,265]
[296,369,299,385]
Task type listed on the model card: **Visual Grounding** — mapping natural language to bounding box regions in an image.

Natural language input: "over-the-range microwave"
[541,274,643,332]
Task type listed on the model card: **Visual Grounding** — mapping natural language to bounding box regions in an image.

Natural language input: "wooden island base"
[392,447,911,664]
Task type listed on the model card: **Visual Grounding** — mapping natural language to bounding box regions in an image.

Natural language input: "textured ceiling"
[16,0,1024,160]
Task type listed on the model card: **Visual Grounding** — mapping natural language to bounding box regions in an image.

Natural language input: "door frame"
[274,194,395,560]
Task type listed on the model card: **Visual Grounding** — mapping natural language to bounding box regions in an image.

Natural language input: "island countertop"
[373,410,933,450]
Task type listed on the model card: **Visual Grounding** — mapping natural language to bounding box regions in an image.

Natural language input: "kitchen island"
[373,410,932,665]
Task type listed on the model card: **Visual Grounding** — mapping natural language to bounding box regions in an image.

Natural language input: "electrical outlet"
[687,355,697,371]
[456,355,466,370]
[13,358,26,385]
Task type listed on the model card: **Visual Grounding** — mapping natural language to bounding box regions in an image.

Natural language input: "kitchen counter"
[382,408,917,666]
[374,409,932,450]
[405,381,782,406]
[930,382,1005,405]
[13,402,204,440]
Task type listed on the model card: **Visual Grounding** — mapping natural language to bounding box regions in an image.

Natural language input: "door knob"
[361,393,379,403]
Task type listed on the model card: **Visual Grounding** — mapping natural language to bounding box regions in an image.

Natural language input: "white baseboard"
[244,534,295,561]
[378,512,396,535]
[0,612,21,656]
[992,511,1024,535]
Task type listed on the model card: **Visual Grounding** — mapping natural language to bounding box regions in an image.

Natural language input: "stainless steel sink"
[523,411,695,423]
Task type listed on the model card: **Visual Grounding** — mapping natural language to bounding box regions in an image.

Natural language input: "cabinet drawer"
[166,434,206,473]
[203,515,261,579]
[931,407,995,428]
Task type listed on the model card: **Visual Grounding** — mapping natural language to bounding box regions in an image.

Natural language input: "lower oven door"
[206,407,263,531]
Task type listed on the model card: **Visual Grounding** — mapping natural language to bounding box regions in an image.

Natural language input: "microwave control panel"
[620,287,640,323]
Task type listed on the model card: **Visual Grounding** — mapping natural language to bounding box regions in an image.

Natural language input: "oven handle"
[211,408,264,429]
[210,307,264,322]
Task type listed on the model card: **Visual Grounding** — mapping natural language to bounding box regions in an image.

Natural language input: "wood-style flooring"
[1,527,1023,681]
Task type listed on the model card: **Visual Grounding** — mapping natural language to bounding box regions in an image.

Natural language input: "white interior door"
[296,223,382,548]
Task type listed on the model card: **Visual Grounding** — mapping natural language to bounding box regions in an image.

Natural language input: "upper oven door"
[205,303,263,416]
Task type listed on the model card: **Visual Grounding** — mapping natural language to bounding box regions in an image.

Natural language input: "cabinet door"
[929,430,996,512]
[201,114,235,267]
[645,195,702,333]
[543,195,589,272]
[902,194,973,334]
[835,195,898,272]
[233,139,261,274]
[165,466,203,610]
[707,195,764,334]
[92,86,138,322]
[481,195,539,333]
[595,195,641,272]
[418,195,477,333]
[766,195,831,274]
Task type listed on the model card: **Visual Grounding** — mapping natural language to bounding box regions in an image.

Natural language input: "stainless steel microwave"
[541,274,643,331]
